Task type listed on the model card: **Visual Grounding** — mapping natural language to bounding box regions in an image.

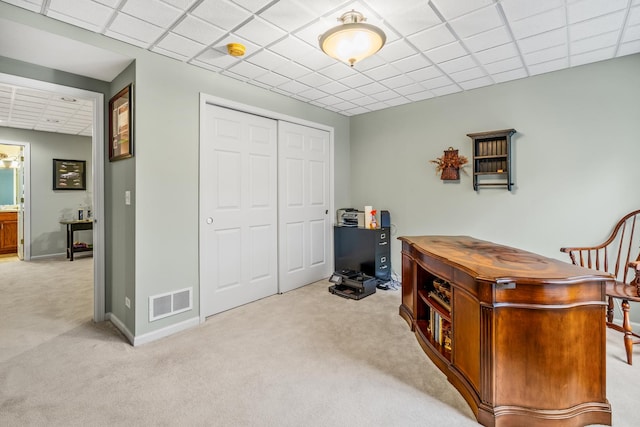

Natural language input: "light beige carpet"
[0,256,638,426]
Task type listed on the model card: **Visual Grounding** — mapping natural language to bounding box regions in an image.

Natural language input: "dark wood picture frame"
[109,84,133,161]
[53,159,86,190]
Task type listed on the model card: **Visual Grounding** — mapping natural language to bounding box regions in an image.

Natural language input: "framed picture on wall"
[109,84,133,161]
[53,159,86,190]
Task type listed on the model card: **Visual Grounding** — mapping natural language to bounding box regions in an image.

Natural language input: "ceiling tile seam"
[613,0,635,57]
[495,1,531,79]
[40,0,50,15]
[99,0,128,34]
[427,1,486,92]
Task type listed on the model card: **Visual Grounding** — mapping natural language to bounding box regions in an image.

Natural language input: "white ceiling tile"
[569,11,626,41]
[394,83,426,96]
[365,102,391,111]
[352,55,386,71]
[317,80,350,95]
[379,74,413,89]
[194,48,242,68]
[277,80,310,94]
[343,106,370,115]
[226,61,269,80]
[421,75,454,90]
[528,57,569,75]
[517,28,566,54]
[431,85,462,96]
[260,0,317,32]
[155,32,205,58]
[44,11,104,32]
[391,55,433,73]
[296,73,333,88]
[333,100,357,111]
[2,0,42,13]
[406,66,443,82]
[510,8,566,39]
[173,15,226,45]
[246,50,289,70]
[161,0,198,9]
[293,48,336,70]
[500,0,564,22]
[408,24,456,52]
[425,42,469,64]
[338,89,366,101]
[351,94,378,106]
[294,18,333,47]
[318,63,358,80]
[475,43,519,65]
[270,36,312,59]
[273,61,311,79]
[253,71,289,87]
[358,81,387,95]
[449,67,486,83]
[449,5,503,39]
[371,90,400,102]
[235,17,287,46]
[365,64,402,81]
[192,0,252,30]
[431,0,494,20]
[459,76,493,90]
[122,0,182,27]
[572,31,619,54]
[491,67,528,83]
[109,12,165,45]
[302,0,346,15]
[623,24,640,43]
[629,6,640,26]
[570,46,615,66]
[230,0,273,13]
[221,70,249,82]
[524,44,566,65]
[104,29,153,48]
[568,0,627,24]
[48,0,113,28]
[191,59,223,73]
[296,87,329,100]
[463,26,512,52]
[438,55,477,74]
[406,91,435,102]
[375,0,442,36]
[385,97,411,107]
[151,45,188,61]
[617,39,640,56]
[339,73,375,88]
[314,94,343,106]
[377,40,419,63]
[484,56,524,74]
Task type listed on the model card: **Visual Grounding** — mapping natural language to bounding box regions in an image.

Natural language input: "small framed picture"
[53,159,86,190]
[109,84,133,161]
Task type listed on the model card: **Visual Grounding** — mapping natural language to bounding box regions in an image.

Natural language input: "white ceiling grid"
[0,0,639,135]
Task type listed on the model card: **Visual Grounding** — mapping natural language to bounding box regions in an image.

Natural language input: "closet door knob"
[206,217,214,224]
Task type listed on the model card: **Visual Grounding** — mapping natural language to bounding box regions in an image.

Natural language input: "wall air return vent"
[149,287,193,322]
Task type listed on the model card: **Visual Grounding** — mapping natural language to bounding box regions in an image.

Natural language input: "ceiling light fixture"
[319,10,386,67]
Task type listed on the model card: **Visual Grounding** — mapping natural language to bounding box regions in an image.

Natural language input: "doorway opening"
[0,72,105,322]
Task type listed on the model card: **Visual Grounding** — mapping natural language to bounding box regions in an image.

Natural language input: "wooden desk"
[399,235,612,427]
[60,220,93,261]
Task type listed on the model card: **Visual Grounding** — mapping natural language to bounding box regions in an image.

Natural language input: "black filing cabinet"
[333,226,391,281]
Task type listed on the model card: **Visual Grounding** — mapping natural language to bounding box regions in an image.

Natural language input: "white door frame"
[0,72,106,322]
[0,140,29,260]
[198,93,335,323]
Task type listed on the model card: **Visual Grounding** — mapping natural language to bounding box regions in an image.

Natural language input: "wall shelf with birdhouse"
[467,129,516,191]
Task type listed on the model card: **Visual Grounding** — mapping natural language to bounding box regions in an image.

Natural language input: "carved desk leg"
[622,299,633,365]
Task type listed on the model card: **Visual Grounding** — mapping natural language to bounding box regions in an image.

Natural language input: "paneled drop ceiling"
[1,0,640,136]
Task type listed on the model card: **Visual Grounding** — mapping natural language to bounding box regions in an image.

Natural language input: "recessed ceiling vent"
[149,287,192,322]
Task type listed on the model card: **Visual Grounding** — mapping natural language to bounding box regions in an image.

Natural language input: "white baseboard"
[106,312,134,345]
[29,252,67,260]
[132,316,200,347]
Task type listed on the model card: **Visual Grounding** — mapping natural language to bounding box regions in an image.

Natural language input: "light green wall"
[350,53,640,320]
[0,128,92,257]
[0,2,351,338]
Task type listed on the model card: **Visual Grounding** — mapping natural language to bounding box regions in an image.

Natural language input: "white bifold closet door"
[200,105,278,318]
[278,121,331,293]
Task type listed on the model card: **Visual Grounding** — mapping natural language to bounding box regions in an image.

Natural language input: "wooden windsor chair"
[560,209,640,364]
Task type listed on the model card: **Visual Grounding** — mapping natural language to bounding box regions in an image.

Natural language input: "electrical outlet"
[125,297,131,308]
